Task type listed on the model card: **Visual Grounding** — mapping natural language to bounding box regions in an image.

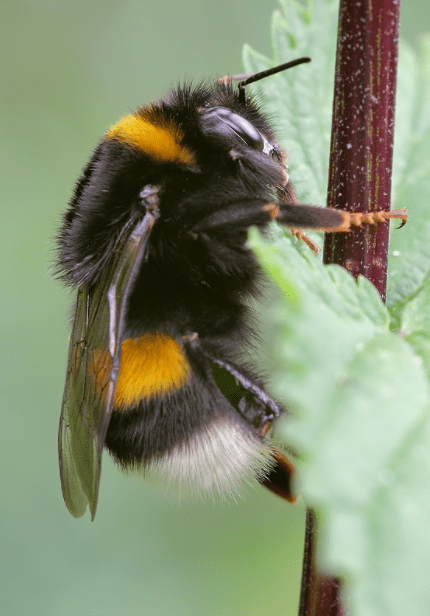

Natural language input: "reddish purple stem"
[323,0,400,301]
[299,510,344,616]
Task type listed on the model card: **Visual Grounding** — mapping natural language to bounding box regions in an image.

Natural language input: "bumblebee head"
[104,80,285,176]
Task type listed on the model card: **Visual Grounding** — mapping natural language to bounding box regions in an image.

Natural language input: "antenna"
[237,57,311,102]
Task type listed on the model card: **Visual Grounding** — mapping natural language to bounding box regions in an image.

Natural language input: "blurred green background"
[1,1,428,615]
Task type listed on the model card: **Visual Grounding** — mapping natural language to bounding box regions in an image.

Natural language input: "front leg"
[191,199,407,251]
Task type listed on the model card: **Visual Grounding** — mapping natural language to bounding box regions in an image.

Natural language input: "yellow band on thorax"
[106,113,195,166]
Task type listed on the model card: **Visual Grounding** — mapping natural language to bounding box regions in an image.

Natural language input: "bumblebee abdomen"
[105,371,274,496]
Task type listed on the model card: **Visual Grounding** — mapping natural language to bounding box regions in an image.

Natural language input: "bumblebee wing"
[58,212,158,519]
[58,285,93,518]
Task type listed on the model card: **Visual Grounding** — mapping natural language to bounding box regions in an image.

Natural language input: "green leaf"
[360,410,430,616]
[245,2,430,613]
[250,228,430,616]
[396,274,430,381]
[248,229,390,445]
[243,0,339,206]
[380,35,430,304]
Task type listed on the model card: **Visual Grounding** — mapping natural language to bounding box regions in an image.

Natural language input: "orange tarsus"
[324,207,408,233]
[348,208,408,228]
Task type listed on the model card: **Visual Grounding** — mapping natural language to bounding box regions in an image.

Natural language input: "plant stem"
[299,509,343,616]
[323,0,400,301]
[299,0,401,614]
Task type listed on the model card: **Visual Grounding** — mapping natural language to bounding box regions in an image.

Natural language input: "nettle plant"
[244,0,430,615]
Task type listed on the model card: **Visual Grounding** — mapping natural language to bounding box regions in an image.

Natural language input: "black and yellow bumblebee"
[57,58,405,519]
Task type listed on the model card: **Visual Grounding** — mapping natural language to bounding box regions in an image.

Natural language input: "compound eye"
[201,107,274,155]
[216,108,264,150]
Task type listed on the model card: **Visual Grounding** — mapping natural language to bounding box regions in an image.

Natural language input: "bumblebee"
[57,58,405,519]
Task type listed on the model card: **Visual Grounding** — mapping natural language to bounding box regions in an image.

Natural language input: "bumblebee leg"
[263,202,408,232]
[193,197,407,234]
[182,333,296,503]
[208,351,297,504]
[193,199,350,233]
[182,332,281,433]
[193,199,407,236]
[211,358,282,430]
[261,449,297,504]
[289,228,321,254]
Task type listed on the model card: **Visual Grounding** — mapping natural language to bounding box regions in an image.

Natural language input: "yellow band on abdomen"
[114,333,190,409]
[90,333,190,411]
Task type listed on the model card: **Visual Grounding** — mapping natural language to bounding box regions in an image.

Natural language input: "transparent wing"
[58,213,157,519]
